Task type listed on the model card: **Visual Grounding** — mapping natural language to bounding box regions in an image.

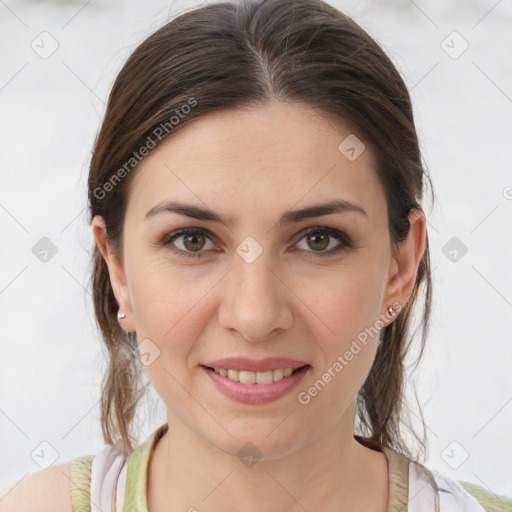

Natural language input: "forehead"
[125,102,385,224]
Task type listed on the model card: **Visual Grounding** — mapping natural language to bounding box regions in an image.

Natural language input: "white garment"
[89,445,128,512]
[89,444,486,512]
[408,462,486,511]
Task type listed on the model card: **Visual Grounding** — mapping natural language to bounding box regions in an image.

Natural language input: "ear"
[91,215,136,333]
[381,208,427,323]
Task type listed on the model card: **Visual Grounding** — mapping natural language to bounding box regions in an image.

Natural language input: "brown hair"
[88,0,435,468]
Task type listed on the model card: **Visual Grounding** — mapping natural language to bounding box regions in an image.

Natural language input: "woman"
[5,0,510,510]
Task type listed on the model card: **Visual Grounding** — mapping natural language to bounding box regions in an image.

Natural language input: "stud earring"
[117,312,126,320]
[387,306,395,317]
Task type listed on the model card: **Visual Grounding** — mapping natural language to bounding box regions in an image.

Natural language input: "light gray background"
[1,0,511,500]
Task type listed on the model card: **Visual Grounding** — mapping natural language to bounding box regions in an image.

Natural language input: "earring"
[117,312,126,320]
[387,306,395,317]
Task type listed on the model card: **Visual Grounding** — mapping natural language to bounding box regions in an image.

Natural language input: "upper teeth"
[213,367,296,384]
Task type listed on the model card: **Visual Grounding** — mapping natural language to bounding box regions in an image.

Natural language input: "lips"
[202,363,310,404]
[202,357,309,373]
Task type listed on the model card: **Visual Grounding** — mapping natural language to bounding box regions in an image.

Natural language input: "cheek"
[130,270,209,406]
[305,255,388,349]
[125,259,209,396]
[294,266,385,415]
[129,252,213,337]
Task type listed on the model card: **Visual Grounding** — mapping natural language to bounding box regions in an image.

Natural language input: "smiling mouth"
[203,365,309,385]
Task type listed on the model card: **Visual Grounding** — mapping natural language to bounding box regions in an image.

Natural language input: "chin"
[204,422,308,463]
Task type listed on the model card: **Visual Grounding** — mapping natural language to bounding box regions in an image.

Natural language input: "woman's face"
[93,101,421,459]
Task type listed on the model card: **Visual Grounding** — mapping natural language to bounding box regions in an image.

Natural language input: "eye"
[162,228,215,258]
[294,227,352,256]
[161,226,353,258]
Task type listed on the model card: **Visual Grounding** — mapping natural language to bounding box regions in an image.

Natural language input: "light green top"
[69,424,510,511]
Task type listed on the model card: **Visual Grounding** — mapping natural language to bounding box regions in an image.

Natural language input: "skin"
[92,101,426,511]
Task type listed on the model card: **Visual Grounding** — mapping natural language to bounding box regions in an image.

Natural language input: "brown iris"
[183,233,206,252]
[306,232,329,251]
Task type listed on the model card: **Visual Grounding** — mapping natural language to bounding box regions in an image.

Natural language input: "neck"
[147,405,388,511]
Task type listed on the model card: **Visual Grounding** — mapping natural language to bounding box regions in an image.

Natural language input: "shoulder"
[0,463,74,512]
[409,461,512,512]
[456,479,512,512]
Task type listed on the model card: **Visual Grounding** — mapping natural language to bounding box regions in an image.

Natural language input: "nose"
[218,249,294,343]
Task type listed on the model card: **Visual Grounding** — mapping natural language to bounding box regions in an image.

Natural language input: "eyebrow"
[144,199,368,227]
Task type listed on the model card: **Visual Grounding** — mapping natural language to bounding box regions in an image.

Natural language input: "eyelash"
[160,227,353,259]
